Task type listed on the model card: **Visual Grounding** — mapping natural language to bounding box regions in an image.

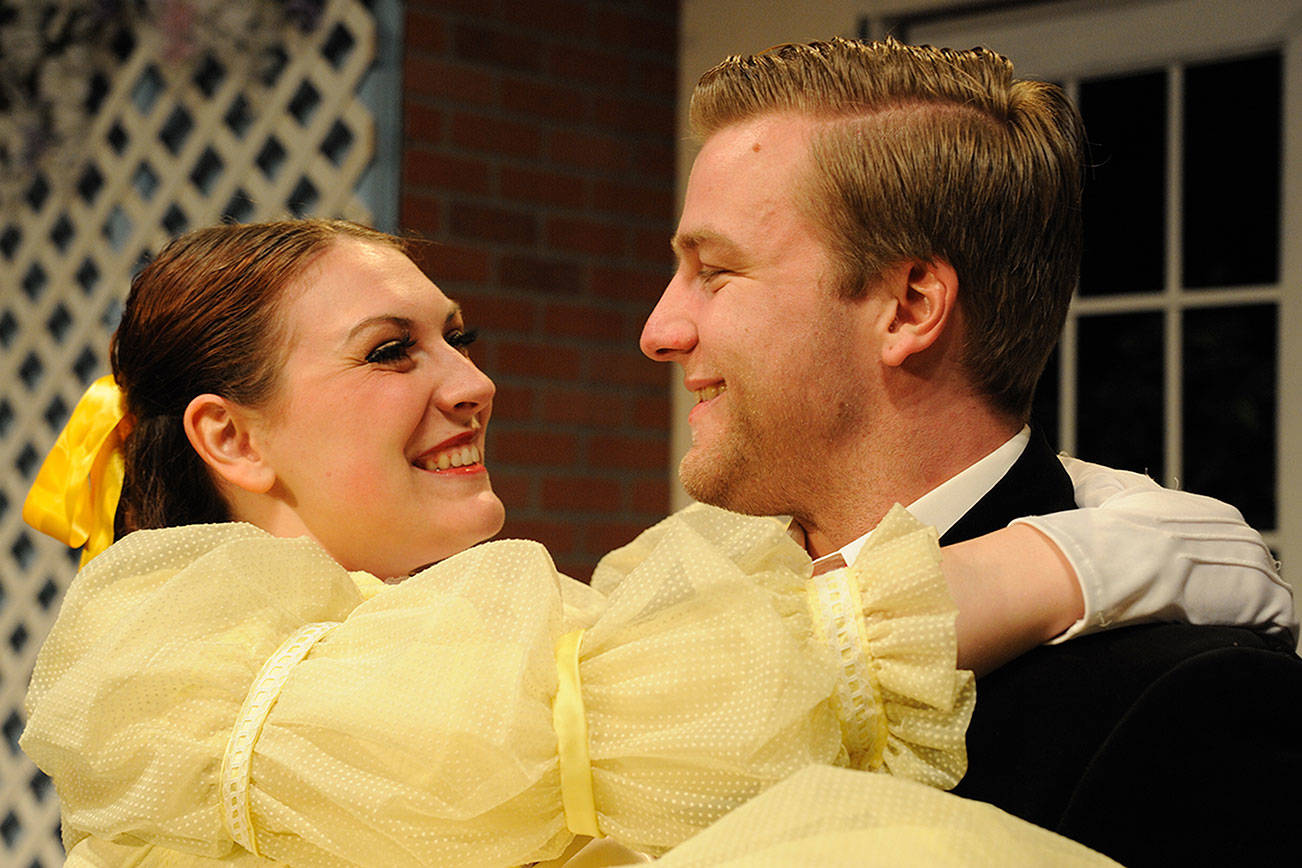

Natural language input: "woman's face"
[250,238,504,578]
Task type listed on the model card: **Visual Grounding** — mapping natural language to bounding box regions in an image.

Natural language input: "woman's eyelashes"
[365,328,478,367]
[366,334,416,366]
[445,328,479,354]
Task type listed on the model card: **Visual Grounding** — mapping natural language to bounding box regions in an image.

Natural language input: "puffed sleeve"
[592,504,974,791]
[1018,456,1296,645]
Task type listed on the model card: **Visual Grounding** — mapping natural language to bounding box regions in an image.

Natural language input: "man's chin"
[679,450,751,514]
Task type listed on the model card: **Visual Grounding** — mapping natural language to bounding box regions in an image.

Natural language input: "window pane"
[1076,312,1164,478]
[1182,305,1277,527]
[1078,69,1167,296]
[1182,52,1281,288]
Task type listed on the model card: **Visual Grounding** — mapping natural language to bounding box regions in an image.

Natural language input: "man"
[640,38,1302,866]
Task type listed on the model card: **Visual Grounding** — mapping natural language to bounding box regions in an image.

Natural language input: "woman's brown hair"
[110,219,405,535]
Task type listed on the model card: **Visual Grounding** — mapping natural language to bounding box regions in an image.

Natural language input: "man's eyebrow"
[670,229,743,259]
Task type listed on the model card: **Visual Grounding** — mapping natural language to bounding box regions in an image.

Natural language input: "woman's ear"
[878,259,959,368]
[182,394,275,494]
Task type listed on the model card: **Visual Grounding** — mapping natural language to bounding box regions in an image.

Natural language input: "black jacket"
[945,431,1302,866]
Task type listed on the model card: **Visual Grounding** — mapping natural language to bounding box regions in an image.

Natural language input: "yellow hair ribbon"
[553,628,600,837]
[22,375,129,567]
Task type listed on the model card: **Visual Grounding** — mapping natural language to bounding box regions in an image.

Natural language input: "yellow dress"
[20,505,1107,867]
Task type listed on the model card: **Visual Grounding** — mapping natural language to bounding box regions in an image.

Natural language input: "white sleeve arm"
[1011,455,1297,645]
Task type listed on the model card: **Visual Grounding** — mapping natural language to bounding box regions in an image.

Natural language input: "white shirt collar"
[811,426,1031,570]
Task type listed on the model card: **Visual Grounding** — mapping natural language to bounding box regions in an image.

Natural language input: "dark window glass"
[1079,70,1167,296]
[1182,305,1276,527]
[1183,52,1281,288]
[1076,312,1164,478]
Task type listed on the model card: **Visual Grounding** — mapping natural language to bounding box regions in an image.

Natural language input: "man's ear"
[878,259,959,367]
[182,394,275,494]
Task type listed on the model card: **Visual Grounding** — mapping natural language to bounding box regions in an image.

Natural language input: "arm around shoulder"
[1017,455,1295,645]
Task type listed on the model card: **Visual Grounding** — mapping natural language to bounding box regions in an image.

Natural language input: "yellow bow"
[22,375,129,567]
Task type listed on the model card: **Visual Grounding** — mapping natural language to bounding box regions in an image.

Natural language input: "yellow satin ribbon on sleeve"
[22,375,129,567]
[553,628,600,838]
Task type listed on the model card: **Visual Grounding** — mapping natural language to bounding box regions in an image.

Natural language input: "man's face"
[640,114,883,519]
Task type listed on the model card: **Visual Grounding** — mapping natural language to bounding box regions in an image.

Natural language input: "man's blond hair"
[690,38,1084,419]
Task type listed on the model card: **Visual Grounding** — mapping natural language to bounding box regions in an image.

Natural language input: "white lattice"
[0,1,376,863]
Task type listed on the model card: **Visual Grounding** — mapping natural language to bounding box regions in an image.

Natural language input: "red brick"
[590,5,642,49]
[501,75,589,124]
[633,228,674,266]
[586,519,649,556]
[411,241,491,284]
[501,165,588,209]
[500,516,576,553]
[485,467,532,508]
[450,111,543,159]
[633,57,677,97]
[492,429,580,465]
[486,382,535,421]
[403,148,490,194]
[548,216,625,257]
[588,433,668,470]
[399,193,441,236]
[541,385,626,426]
[404,56,496,104]
[410,0,501,18]
[593,178,673,220]
[542,301,622,340]
[500,254,585,294]
[631,477,670,515]
[590,95,676,138]
[550,129,625,172]
[404,102,444,143]
[554,556,594,583]
[588,348,669,388]
[550,45,630,88]
[589,6,675,56]
[458,292,536,333]
[495,340,583,379]
[405,9,447,54]
[629,140,676,180]
[633,10,677,56]
[542,476,623,512]
[450,201,538,245]
[454,22,546,73]
[591,265,668,302]
[630,391,671,430]
[502,0,587,37]
[622,308,654,342]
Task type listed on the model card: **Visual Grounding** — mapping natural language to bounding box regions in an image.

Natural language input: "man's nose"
[640,278,697,361]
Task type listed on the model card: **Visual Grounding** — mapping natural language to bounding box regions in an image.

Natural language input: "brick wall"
[401,0,678,579]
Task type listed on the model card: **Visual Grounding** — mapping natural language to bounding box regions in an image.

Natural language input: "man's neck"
[797,408,1021,558]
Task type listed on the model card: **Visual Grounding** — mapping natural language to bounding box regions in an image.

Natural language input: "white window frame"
[912,0,1302,605]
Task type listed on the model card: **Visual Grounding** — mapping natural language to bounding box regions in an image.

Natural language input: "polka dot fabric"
[652,765,1120,867]
[24,506,969,866]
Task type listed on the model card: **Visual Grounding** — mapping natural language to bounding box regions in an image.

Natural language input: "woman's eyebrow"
[345,303,462,342]
[346,315,415,342]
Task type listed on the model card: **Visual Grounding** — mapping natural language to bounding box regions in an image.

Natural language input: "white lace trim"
[220,621,339,855]
[807,568,886,769]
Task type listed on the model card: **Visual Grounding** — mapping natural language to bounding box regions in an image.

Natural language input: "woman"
[20,220,1272,866]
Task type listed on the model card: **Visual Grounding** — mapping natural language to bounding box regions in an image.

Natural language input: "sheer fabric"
[652,765,1120,867]
[25,505,970,866]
